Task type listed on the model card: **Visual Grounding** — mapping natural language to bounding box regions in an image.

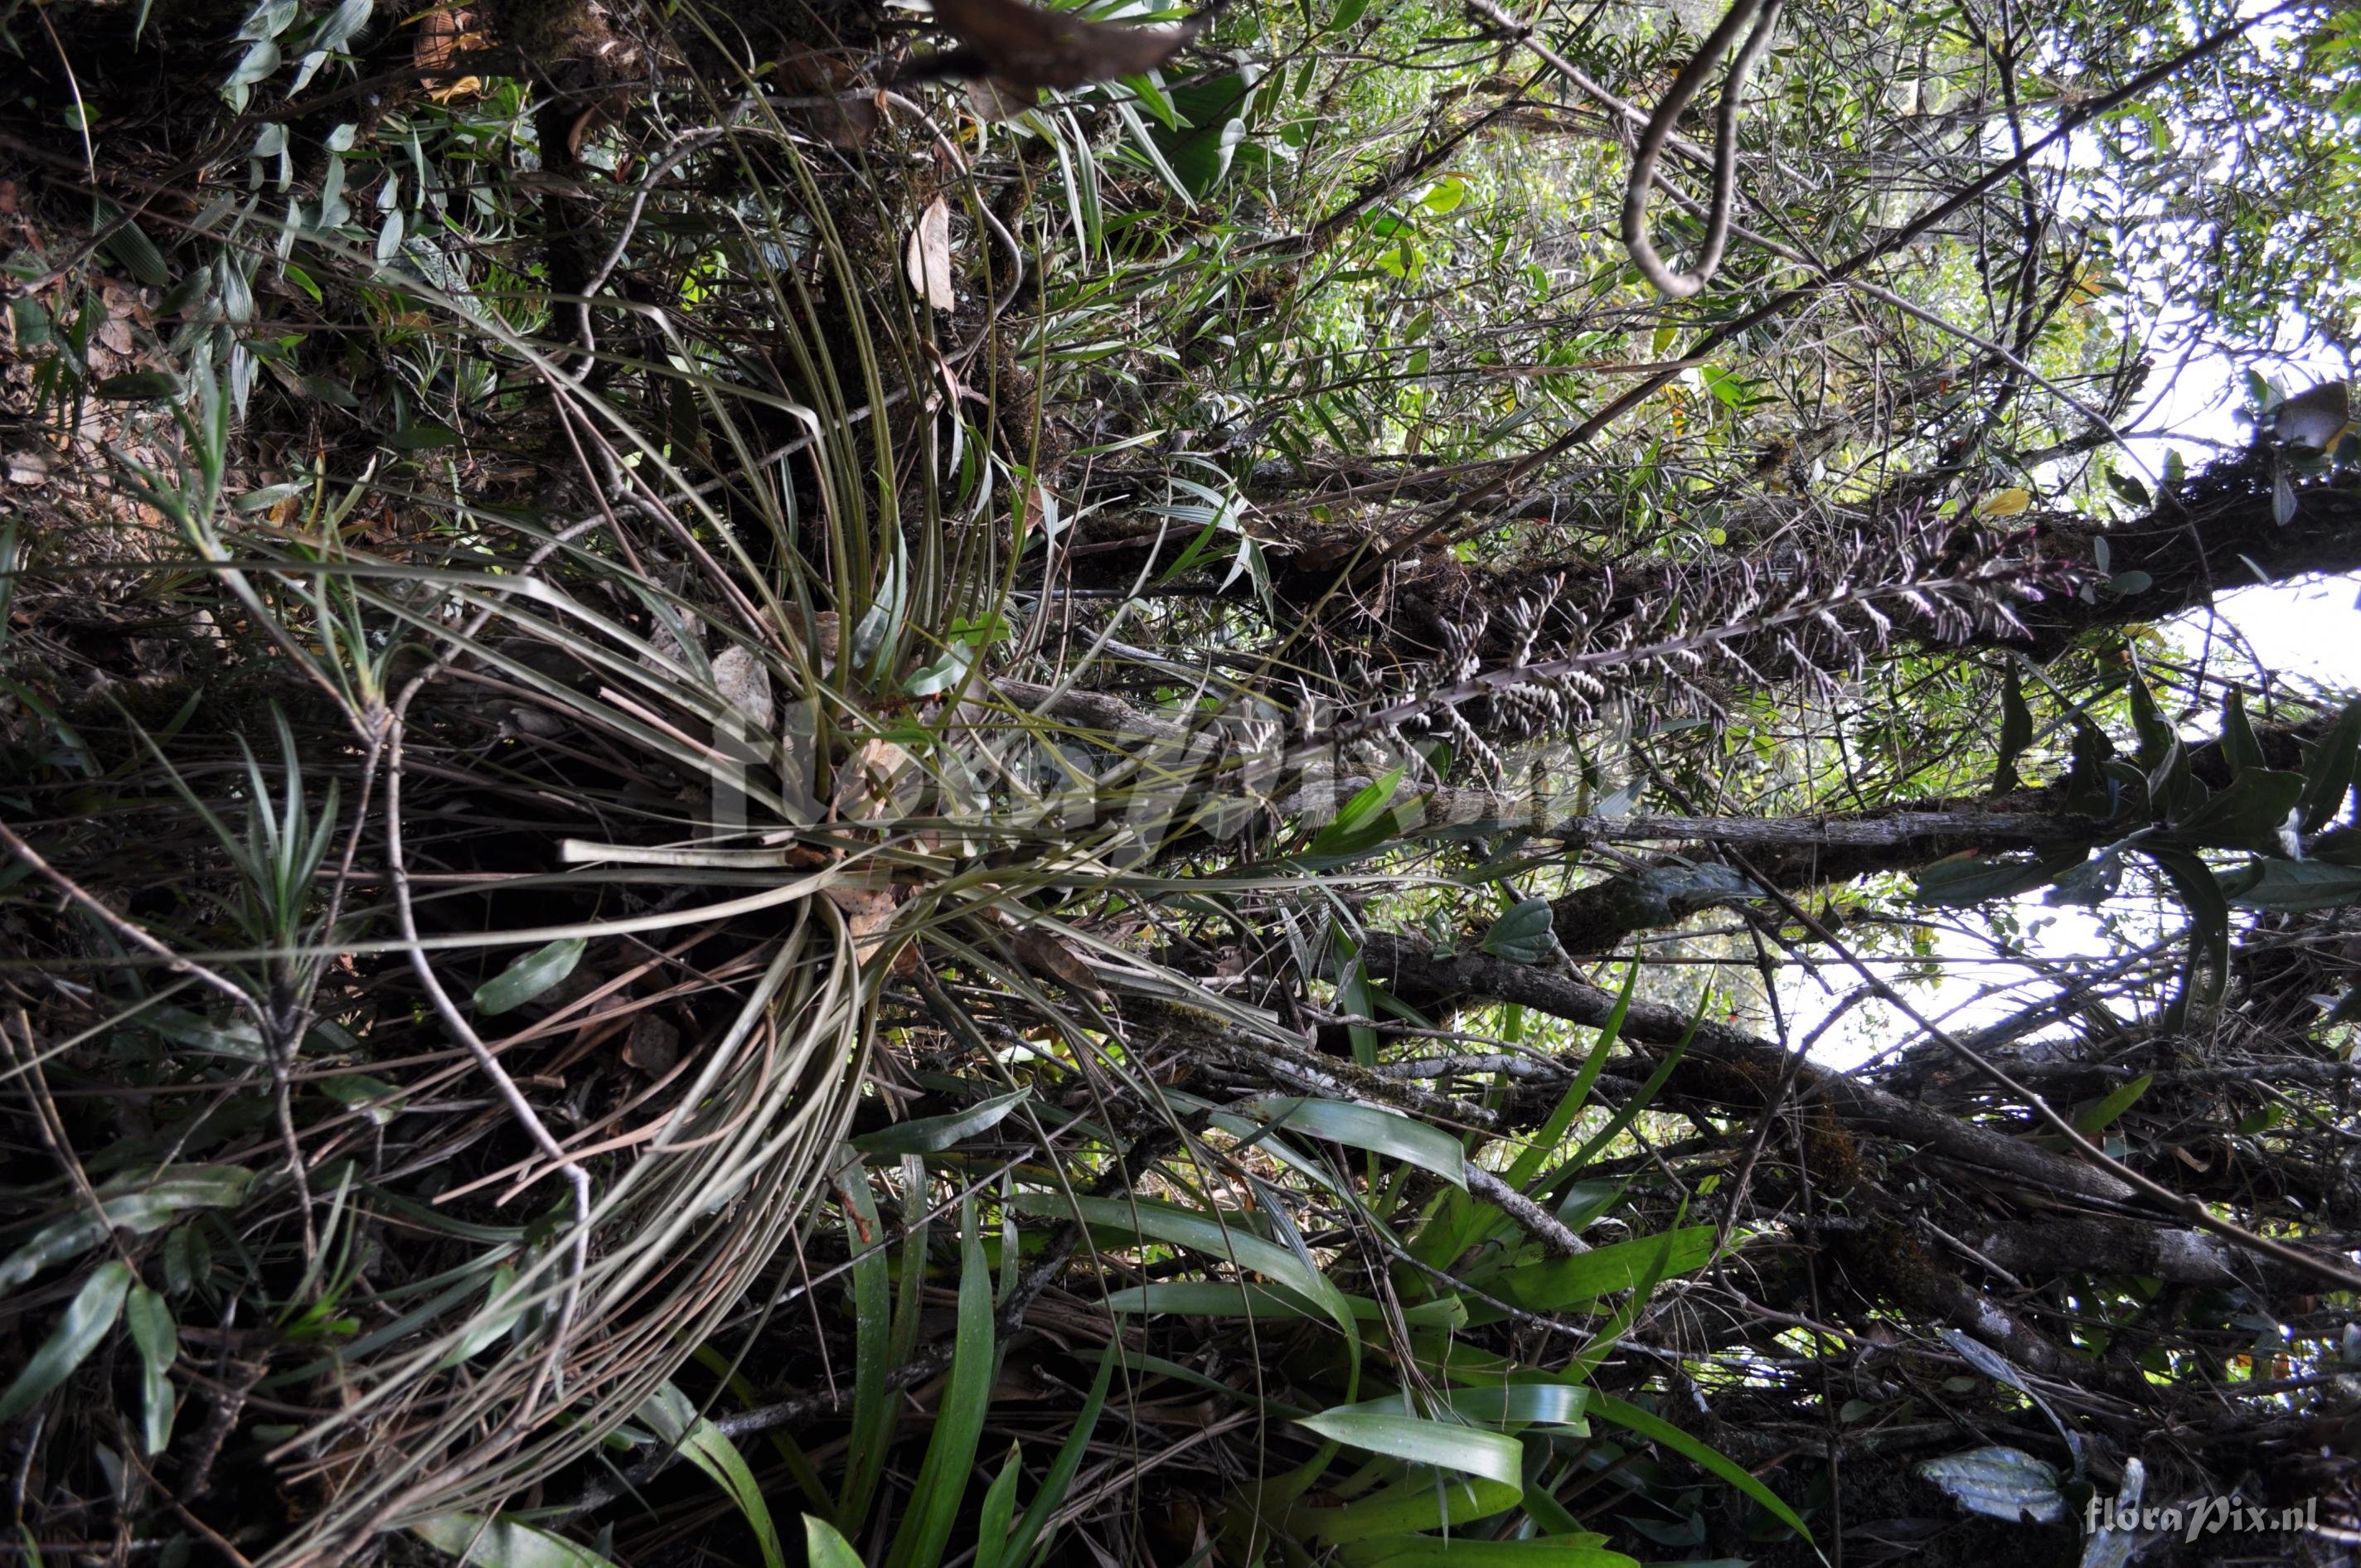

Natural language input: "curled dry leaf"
[920,0,1219,96]
[1011,927,1112,1007]
[827,881,910,969]
[710,644,773,733]
[778,46,880,148]
[797,609,842,676]
[967,78,1033,123]
[413,6,487,104]
[832,738,919,825]
[565,96,638,180]
[623,1014,680,1077]
[638,617,696,675]
[906,196,956,313]
[825,737,924,970]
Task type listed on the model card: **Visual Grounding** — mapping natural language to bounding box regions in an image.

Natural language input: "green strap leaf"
[1293,1411,1524,1486]
[412,1514,622,1567]
[473,936,587,1016]
[1288,1462,1523,1545]
[802,1517,868,1568]
[1101,1280,1466,1328]
[0,1260,133,1421]
[1494,1226,1719,1312]
[124,1284,177,1456]
[973,1446,1025,1568]
[0,1165,254,1289]
[2221,689,2264,774]
[1589,1392,1813,1541]
[1239,1096,1467,1188]
[1001,1343,1118,1568]
[836,1154,894,1527]
[637,1384,785,1568]
[884,1199,996,1568]
[1328,1382,1590,1430]
[850,1087,1031,1158]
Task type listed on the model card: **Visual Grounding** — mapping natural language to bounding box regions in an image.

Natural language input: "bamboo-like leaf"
[850,1087,1030,1158]
[1311,766,1407,855]
[1001,1343,1116,1568]
[472,937,587,1016]
[638,1385,786,1568]
[1294,1411,1524,1485]
[2300,697,2361,833]
[883,1199,995,1568]
[0,1261,133,1421]
[2142,845,2230,1029]
[412,1514,623,1566]
[803,1517,868,1568]
[1347,1537,1639,1567]
[2074,1073,2154,1134]
[972,1445,1024,1568]
[124,1285,177,1456]
[2221,689,2264,774]
[1589,1393,1813,1541]
[1494,1226,1718,1311]
[1239,1097,1467,1188]
[2222,859,2361,911]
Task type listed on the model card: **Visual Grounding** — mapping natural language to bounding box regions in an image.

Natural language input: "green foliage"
[2,0,2355,1562]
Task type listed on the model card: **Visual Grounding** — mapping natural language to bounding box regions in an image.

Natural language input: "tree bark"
[1353,932,2140,1204]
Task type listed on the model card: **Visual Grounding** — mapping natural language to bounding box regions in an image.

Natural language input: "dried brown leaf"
[1011,927,1112,1005]
[778,46,880,147]
[906,196,955,312]
[710,644,773,731]
[928,0,1214,93]
[623,1014,680,1077]
[833,738,919,824]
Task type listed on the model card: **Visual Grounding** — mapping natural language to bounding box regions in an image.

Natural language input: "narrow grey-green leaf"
[473,937,587,1016]
[1916,1445,2068,1524]
[1292,1410,1524,1487]
[850,1087,1030,1159]
[412,1513,623,1566]
[0,1260,134,1420]
[1240,1096,1466,1187]
[124,1284,177,1455]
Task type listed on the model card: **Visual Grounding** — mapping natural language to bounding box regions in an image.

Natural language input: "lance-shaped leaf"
[850,1087,1030,1158]
[0,1261,133,1421]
